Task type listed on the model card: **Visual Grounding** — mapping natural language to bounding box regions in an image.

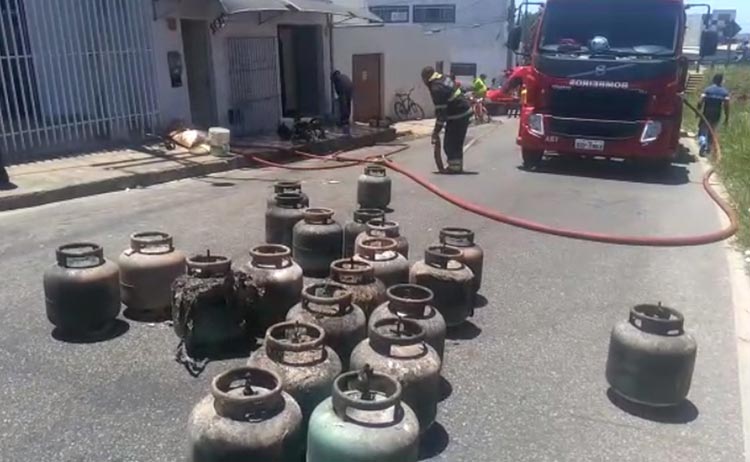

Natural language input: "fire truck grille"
[548,117,642,140]
[549,87,648,121]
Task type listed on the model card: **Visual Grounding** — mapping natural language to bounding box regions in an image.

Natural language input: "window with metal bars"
[413,4,456,24]
[369,5,410,23]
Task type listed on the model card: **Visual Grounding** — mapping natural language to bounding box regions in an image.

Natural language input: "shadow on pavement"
[474,294,488,309]
[52,319,130,344]
[606,388,699,424]
[0,181,17,191]
[519,157,690,186]
[123,307,171,323]
[438,376,453,402]
[419,422,450,460]
[446,320,482,340]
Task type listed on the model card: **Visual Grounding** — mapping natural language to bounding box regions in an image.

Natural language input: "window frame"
[369,5,411,23]
[412,4,456,24]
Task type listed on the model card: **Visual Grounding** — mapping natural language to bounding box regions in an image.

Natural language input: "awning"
[218,0,382,22]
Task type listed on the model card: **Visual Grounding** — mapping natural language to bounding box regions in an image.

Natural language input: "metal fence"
[0,0,158,163]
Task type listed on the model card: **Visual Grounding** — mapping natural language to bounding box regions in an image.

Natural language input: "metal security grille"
[0,0,158,163]
[227,37,280,136]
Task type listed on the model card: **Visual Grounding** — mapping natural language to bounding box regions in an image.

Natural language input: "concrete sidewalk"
[0,126,395,212]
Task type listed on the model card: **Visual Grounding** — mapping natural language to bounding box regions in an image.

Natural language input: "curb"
[0,128,396,212]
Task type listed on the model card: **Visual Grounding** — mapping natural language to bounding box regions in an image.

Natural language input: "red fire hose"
[233,99,738,247]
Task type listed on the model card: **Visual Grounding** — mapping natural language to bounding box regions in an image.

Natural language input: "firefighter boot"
[446,159,463,174]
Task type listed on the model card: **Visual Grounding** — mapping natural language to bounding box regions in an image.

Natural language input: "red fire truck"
[507,0,718,168]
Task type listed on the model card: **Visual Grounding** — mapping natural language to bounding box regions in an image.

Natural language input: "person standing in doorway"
[697,73,731,156]
[421,66,473,173]
[331,70,353,135]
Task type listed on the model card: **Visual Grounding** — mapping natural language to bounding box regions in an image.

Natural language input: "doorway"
[352,54,383,122]
[181,19,215,128]
[278,25,324,117]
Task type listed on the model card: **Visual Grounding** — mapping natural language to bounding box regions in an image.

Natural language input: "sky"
[708,0,749,31]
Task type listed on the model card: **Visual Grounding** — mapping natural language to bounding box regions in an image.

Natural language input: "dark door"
[181,20,215,128]
[352,54,382,122]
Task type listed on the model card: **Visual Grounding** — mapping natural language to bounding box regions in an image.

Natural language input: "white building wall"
[685,14,703,48]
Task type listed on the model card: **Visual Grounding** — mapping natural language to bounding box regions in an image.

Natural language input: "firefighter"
[421,66,473,173]
[331,70,353,134]
[472,74,488,98]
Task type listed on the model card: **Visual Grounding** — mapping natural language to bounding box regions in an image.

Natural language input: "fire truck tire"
[522,149,544,169]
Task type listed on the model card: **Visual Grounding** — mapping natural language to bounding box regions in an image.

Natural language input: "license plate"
[575,139,605,151]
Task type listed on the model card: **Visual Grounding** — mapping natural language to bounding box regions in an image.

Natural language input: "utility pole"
[506,0,516,69]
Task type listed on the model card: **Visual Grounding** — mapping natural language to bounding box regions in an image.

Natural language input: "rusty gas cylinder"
[266,192,306,248]
[355,219,409,258]
[286,282,366,367]
[357,165,392,209]
[353,237,409,288]
[329,258,387,317]
[439,227,483,294]
[350,318,441,433]
[369,284,446,359]
[188,367,304,462]
[44,243,121,337]
[606,303,697,407]
[118,231,186,320]
[266,180,310,208]
[292,208,343,278]
[343,208,385,257]
[409,245,474,327]
[247,321,342,423]
[306,366,419,462]
[241,244,303,334]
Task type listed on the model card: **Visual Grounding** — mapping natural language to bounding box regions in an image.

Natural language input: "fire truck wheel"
[522,149,544,169]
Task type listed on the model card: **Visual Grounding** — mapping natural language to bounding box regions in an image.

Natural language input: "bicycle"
[393,88,425,121]
[469,94,491,124]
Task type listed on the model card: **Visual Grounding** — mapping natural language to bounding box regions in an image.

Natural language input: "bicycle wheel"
[408,102,425,120]
[394,101,409,121]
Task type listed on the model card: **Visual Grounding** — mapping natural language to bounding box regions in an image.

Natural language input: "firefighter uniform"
[427,72,473,172]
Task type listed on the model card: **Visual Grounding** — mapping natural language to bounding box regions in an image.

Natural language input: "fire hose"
[231,98,737,247]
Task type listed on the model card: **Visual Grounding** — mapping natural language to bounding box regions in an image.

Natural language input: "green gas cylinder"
[306,366,419,462]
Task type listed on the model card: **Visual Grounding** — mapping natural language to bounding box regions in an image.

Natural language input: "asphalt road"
[0,121,745,461]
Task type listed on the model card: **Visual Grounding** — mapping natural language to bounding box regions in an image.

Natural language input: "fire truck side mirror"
[507,26,522,52]
[699,30,719,57]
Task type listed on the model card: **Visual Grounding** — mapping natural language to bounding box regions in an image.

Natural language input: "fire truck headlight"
[641,120,662,144]
[528,113,544,137]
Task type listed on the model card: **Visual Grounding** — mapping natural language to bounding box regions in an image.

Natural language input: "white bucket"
[208,127,231,157]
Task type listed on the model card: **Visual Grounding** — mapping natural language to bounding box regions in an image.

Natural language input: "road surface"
[0,121,745,461]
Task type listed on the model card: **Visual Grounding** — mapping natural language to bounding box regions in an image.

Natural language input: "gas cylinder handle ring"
[330,259,374,284]
[265,321,326,353]
[331,368,402,418]
[387,284,434,315]
[358,237,398,259]
[302,282,353,313]
[354,208,385,224]
[187,252,232,277]
[273,192,304,208]
[274,180,302,192]
[56,242,105,267]
[251,244,291,268]
[130,231,174,253]
[369,317,426,354]
[364,165,387,176]
[304,207,335,224]
[211,367,284,419]
[425,245,463,269]
[629,304,685,336]
[439,227,475,247]
[366,219,399,236]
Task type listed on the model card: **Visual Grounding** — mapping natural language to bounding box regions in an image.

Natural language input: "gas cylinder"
[286,282,366,367]
[172,251,254,353]
[329,258,387,317]
[43,243,121,337]
[188,367,304,462]
[353,237,409,288]
[292,208,343,278]
[118,231,186,320]
[439,227,483,294]
[266,180,310,208]
[241,244,303,334]
[266,192,306,248]
[307,366,419,462]
[357,165,392,209]
[369,284,446,360]
[409,245,474,327]
[344,208,385,257]
[606,303,697,407]
[350,318,441,433]
[247,321,342,423]
[355,219,409,258]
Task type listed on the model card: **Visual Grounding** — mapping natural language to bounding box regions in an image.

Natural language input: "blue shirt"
[701,84,730,122]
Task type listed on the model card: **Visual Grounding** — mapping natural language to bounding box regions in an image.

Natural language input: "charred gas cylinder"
[307,366,419,462]
[172,251,256,353]
[118,231,186,320]
[241,244,303,334]
[369,284,446,360]
[266,192,306,248]
[357,165,392,209]
[343,208,385,257]
[409,245,474,327]
[606,303,697,407]
[286,282,366,367]
[355,219,409,258]
[439,227,483,294]
[353,237,409,288]
[329,258,387,317]
[247,321,342,423]
[292,208,343,278]
[350,318,441,433]
[188,367,304,462]
[266,180,310,209]
[44,243,121,336]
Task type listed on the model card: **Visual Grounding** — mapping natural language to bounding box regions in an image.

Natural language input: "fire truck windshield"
[538,1,682,57]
